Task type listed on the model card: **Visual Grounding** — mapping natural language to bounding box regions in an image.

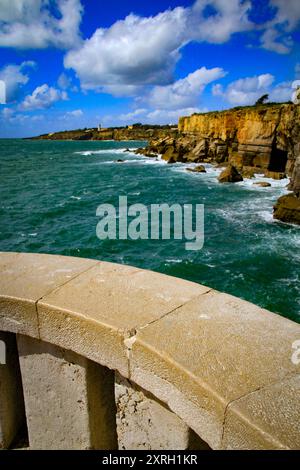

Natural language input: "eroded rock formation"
[274,194,300,224]
[218,165,243,183]
[138,104,300,224]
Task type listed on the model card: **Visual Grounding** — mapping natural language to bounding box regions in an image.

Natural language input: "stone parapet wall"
[0,252,299,450]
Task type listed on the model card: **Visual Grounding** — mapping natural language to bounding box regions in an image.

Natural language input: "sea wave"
[74,148,138,156]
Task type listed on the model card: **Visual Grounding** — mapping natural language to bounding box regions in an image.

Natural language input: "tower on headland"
[98,123,101,132]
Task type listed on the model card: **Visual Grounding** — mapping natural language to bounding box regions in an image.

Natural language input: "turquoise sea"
[0,139,299,322]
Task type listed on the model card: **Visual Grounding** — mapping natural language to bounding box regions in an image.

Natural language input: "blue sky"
[0,0,299,137]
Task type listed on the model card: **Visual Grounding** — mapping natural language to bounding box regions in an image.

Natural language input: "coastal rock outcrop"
[138,103,300,224]
[144,104,299,175]
[186,165,206,173]
[273,194,300,224]
[218,165,243,183]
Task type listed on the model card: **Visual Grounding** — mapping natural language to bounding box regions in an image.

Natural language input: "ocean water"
[0,139,299,323]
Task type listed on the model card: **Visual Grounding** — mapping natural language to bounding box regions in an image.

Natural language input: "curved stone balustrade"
[0,252,299,450]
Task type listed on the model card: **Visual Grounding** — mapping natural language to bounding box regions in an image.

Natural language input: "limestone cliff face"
[140,104,300,224]
[112,127,177,141]
[178,104,300,182]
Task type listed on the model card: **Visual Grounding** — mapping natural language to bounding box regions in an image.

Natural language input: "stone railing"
[0,252,299,450]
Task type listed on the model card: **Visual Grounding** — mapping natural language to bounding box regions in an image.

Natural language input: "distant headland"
[27,123,177,142]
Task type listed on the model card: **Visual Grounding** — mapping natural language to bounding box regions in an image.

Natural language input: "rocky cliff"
[138,104,300,224]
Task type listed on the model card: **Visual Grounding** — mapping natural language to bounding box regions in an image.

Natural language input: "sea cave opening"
[268,145,288,172]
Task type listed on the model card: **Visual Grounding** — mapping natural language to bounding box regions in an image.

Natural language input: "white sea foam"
[75,148,138,157]
[239,174,290,191]
[259,211,276,223]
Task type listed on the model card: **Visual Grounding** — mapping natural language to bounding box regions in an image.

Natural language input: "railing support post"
[115,372,207,450]
[17,335,117,450]
[0,331,25,449]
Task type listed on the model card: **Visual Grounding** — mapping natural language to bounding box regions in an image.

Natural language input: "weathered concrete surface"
[223,375,300,450]
[130,291,300,449]
[0,252,97,337]
[1,253,300,450]
[0,332,25,448]
[17,335,117,450]
[37,262,209,376]
[115,373,210,450]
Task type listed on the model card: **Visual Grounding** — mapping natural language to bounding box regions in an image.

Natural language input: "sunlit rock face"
[178,104,300,179]
[140,104,300,224]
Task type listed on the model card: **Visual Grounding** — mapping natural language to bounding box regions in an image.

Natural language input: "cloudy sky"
[0,0,299,137]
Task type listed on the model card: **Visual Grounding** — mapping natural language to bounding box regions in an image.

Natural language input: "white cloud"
[1,104,45,126]
[57,73,72,90]
[260,0,300,54]
[119,109,148,122]
[116,67,223,125]
[213,74,275,105]
[269,81,293,102]
[0,0,83,49]
[64,1,250,96]
[260,28,293,54]
[64,109,83,117]
[191,0,252,43]
[0,61,36,102]
[213,73,294,105]
[146,67,226,110]
[146,107,205,124]
[64,7,188,93]
[112,106,206,126]
[20,84,68,110]
[57,72,78,92]
[1,107,14,120]
[269,0,300,31]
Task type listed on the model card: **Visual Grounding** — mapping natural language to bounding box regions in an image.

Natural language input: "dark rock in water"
[218,165,243,183]
[253,182,271,187]
[116,159,125,163]
[135,148,157,158]
[124,148,131,152]
[186,165,206,173]
[273,194,300,225]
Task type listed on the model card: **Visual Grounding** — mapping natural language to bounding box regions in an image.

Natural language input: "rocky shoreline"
[30,103,300,225]
[134,104,300,225]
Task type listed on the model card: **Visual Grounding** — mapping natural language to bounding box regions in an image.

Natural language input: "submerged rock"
[273,194,300,225]
[253,182,271,187]
[186,165,206,173]
[218,165,243,183]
